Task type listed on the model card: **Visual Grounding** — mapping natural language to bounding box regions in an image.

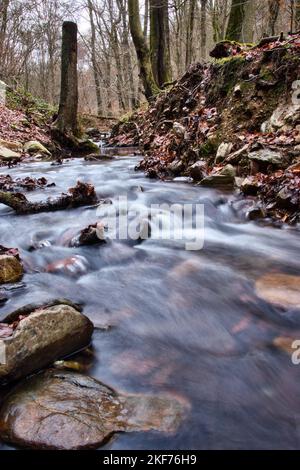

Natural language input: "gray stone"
[0,303,94,384]
[215,142,233,164]
[248,149,282,166]
[200,164,235,187]
[0,146,21,161]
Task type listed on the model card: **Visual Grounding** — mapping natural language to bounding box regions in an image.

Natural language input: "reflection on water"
[0,155,300,449]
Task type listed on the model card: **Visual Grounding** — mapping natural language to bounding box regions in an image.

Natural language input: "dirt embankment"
[110,35,300,224]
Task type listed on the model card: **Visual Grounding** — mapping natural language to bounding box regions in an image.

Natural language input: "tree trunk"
[87,0,104,115]
[200,0,208,59]
[128,0,159,100]
[149,0,171,87]
[295,0,300,31]
[226,0,249,42]
[54,21,79,138]
[185,0,196,67]
[0,0,10,78]
[267,0,280,36]
[242,0,256,42]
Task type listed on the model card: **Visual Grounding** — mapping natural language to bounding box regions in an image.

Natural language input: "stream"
[0,152,300,450]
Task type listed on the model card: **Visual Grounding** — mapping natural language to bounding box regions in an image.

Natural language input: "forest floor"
[110,34,300,225]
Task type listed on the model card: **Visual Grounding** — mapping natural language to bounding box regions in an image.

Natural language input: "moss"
[198,139,219,158]
[216,54,246,66]
[6,88,56,125]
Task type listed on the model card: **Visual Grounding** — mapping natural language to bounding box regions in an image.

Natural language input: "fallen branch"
[0,181,97,214]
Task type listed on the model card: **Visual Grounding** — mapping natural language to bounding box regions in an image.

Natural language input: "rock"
[172,122,186,138]
[200,164,235,188]
[0,255,23,284]
[273,336,295,356]
[0,146,21,161]
[167,158,184,175]
[241,176,261,195]
[255,273,300,309]
[0,369,186,449]
[188,160,206,181]
[78,139,100,154]
[0,139,22,152]
[246,206,265,220]
[262,102,300,133]
[226,144,249,164]
[0,303,94,384]
[75,222,106,246]
[215,142,233,164]
[24,141,51,156]
[46,255,89,276]
[248,149,283,166]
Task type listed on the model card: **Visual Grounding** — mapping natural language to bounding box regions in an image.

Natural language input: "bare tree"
[128,0,159,100]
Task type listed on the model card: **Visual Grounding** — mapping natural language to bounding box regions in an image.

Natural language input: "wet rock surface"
[255,273,300,309]
[0,369,186,449]
[0,247,23,284]
[0,302,93,384]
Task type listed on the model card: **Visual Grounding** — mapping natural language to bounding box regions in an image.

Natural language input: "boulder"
[24,141,51,156]
[255,273,300,309]
[0,302,94,384]
[200,164,235,187]
[215,142,233,164]
[0,146,21,162]
[78,139,100,154]
[248,149,283,166]
[0,255,23,284]
[0,369,186,449]
[0,139,22,152]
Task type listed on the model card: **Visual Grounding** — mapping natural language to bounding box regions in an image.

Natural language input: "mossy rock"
[24,141,51,156]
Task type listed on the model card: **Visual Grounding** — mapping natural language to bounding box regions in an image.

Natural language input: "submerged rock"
[0,302,93,384]
[255,273,300,309]
[0,369,186,449]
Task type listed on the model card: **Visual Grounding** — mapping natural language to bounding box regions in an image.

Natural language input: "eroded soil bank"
[110,35,300,225]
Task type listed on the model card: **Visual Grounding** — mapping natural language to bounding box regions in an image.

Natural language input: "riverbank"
[110,34,300,225]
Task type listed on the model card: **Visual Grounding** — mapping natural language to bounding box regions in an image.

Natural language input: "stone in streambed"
[200,164,235,187]
[24,141,51,156]
[255,273,300,309]
[0,146,21,162]
[0,254,23,284]
[0,369,186,449]
[0,303,93,384]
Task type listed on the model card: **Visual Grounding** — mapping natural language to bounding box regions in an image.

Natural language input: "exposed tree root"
[0,181,97,215]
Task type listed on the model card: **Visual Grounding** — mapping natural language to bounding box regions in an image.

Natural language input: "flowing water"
[0,153,300,449]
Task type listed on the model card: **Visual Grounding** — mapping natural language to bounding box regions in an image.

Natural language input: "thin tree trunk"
[267,0,280,36]
[128,0,159,100]
[54,21,79,138]
[226,0,249,41]
[149,0,171,87]
[0,0,10,78]
[296,0,300,31]
[200,0,207,59]
[87,0,104,115]
[185,0,196,67]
